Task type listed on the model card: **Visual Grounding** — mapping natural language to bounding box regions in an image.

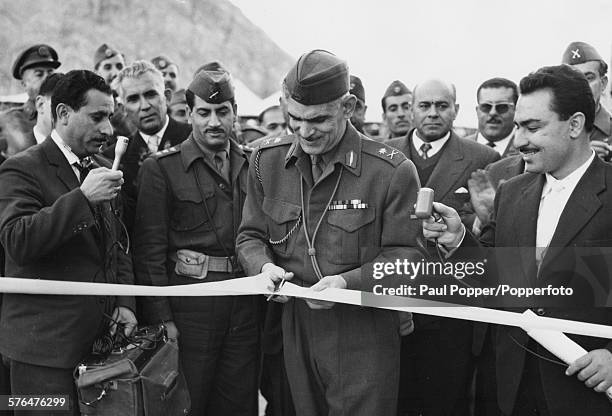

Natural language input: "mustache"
[206,128,225,134]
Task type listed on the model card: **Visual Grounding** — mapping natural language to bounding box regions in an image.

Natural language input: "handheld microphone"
[112,136,129,171]
[414,187,435,219]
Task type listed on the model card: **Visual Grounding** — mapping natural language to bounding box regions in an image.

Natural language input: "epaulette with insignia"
[258,134,295,150]
[153,145,180,159]
[361,140,406,166]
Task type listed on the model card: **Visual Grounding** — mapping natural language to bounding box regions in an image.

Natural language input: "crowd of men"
[0,38,611,416]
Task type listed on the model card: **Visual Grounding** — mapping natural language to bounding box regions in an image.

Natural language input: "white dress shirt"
[33,125,47,144]
[140,116,170,154]
[412,131,451,157]
[535,151,595,264]
[51,130,81,181]
[476,129,514,156]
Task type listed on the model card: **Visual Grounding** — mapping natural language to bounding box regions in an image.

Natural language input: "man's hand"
[305,275,347,310]
[468,169,496,224]
[261,262,294,303]
[109,306,137,337]
[398,311,414,336]
[590,140,612,160]
[566,349,612,393]
[81,167,124,204]
[422,202,465,248]
[163,321,180,340]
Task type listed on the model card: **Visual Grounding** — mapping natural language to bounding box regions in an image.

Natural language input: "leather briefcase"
[75,325,190,416]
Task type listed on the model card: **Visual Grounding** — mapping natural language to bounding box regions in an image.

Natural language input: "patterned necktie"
[74,157,92,184]
[311,155,324,182]
[420,143,432,160]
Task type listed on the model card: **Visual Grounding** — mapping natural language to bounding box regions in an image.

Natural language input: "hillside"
[0,0,294,98]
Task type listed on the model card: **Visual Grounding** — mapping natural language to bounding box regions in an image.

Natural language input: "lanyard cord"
[301,165,344,281]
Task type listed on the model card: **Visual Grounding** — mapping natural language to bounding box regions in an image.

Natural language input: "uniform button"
[99,298,106,304]
[535,308,545,316]
[219,183,226,190]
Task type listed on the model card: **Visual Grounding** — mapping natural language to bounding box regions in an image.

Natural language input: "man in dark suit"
[107,60,191,232]
[425,64,612,416]
[465,78,519,158]
[387,79,499,416]
[0,70,137,414]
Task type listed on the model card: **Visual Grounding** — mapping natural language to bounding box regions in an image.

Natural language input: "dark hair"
[596,60,608,78]
[258,105,281,124]
[476,77,518,104]
[519,64,595,131]
[185,89,235,110]
[38,72,65,97]
[51,70,111,121]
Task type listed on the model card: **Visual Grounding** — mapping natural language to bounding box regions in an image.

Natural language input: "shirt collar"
[181,135,243,171]
[476,129,514,154]
[543,150,595,194]
[33,125,47,144]
[140,115,170,145]
[51,129,80,166]
[412,130,451,156]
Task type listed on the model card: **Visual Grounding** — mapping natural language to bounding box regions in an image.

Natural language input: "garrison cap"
[188,66,235,104]
[151,55,176,71]
[194,61,228,77]
[284,49,349,105]
[94,43,121,69]
[381,80,411,110]
[170,88,187,106]
[350,75,365,103]
[12,44,60,80]
[562,41,603,65]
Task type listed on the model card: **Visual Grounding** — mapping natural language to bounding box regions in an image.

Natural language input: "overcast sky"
[230,0,612,127]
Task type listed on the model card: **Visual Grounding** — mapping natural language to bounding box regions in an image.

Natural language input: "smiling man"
[0,70,136,413]
[109,60,191,232]
[134,66,259,415]
[237,49,422,416]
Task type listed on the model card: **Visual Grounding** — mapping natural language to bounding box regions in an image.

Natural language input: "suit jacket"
[486,154,525,189]
[104,117,191,233]
[0,138,135,368]
[472,156,612,415]
[465,131,518,158]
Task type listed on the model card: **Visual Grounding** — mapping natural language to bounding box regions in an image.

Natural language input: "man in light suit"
[0,70,137,414]
[425,64,612,416]
[105,60,191,233]
[387,79,499,416]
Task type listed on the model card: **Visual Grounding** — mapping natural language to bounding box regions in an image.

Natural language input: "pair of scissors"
[266,275,287,301]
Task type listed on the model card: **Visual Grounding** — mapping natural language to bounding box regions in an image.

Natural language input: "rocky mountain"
[0,0,294,98]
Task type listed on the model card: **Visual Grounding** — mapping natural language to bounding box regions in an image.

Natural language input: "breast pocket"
[170,188,216,231]
[326,207,376,264]
[262,197,301,256]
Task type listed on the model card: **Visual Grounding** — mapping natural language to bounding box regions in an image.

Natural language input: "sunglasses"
[478,103,514,115]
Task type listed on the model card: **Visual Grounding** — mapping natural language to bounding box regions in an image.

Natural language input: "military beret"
[188,68,235,104]
[151,55,176,71]
[284,49,349,105]
[12,44,60,80]
[350,75,365,103]
[381,80,411,110]
[562,41,603,65]
[93,43,121,69]
[170,88,187,106]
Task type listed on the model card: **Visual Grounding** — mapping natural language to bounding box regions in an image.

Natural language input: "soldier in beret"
[152,55,180,92]
[133,65,259,415]
[237,49,421,416]
[562,41,612,160]
[381,80,412,140]
[349,74,367,134]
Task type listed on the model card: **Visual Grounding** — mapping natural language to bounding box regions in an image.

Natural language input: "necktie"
[486,141,496,148]
[74,157,92,184]
[420,143,432,160]
[311,155,324,182]
[214,151,229,182]
[147,134,159,154]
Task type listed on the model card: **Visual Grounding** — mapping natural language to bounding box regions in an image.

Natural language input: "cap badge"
[393,86,401,93]
[571,48,581,59]
[105,48,113,58]
[209,90,219,100]
[38,46,50,57]
[158,59,166,68]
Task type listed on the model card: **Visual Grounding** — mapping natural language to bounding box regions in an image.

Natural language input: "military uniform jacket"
[0,138,135,368]
[134,135,250,323]
[236,122,422,290]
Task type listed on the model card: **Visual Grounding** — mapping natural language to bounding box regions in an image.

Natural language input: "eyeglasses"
[478,103,514,115]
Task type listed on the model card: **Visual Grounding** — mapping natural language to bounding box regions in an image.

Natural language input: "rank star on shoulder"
[378,148,387,154]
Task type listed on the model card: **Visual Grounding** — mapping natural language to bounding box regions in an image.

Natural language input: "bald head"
[411,79,458,142]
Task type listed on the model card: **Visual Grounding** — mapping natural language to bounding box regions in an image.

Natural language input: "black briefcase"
[75,325,190,416]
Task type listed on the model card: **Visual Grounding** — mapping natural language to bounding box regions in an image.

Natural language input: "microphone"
[414,187,435,219]
[112,136,129,171]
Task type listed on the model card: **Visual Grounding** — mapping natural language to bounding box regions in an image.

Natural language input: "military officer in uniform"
[237,49,421,416]
[133,66,259,416]
[562,41,612,160]
[152,55,180,92]
[381,80,413,140]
